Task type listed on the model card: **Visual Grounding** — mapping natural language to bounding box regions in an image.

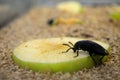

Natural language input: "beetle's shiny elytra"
[63,40,109,65]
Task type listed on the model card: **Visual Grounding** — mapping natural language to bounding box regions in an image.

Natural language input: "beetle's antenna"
[62,48,73,53]
[68,42,74,46]
[63,43,72,48]
[62,43,74,53]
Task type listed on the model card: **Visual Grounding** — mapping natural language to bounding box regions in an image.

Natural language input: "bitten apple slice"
[48,17,84,26]
[57,1,83,14]
[12,37,110,73]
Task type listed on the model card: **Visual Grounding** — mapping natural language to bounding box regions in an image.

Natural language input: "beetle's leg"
[99,56,104,64]
[62,48,73,53]
[89,54,97,65]
[74,50,79,57]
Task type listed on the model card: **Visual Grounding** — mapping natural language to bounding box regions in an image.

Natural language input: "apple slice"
[110,12,120,20]
[110,6,120,20]
[12,37,110,73]
[48,17,84,26]
[57,1,83,14]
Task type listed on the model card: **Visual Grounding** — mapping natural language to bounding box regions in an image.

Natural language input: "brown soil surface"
[0,6,120,80]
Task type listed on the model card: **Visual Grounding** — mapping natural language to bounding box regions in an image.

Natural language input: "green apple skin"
[12,50,109,73]
[111,12,120,20]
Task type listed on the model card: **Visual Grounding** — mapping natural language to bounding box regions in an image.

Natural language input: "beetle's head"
[73,48,76,53]
[72,47,77,53]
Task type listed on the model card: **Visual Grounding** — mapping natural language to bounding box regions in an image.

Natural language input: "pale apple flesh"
[57,1,83,14]
[12,37,110,73]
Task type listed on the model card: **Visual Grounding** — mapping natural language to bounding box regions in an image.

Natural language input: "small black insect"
[48,19,54,25]
[63,40,109,65]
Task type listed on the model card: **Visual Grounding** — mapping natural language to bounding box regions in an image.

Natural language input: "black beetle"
[48,19,54,25]
[63,40,109,65]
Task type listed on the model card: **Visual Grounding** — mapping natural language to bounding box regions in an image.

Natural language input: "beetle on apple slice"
[12,37,110,73]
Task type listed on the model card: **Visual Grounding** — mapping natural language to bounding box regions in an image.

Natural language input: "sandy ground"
[0,6,120,80]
